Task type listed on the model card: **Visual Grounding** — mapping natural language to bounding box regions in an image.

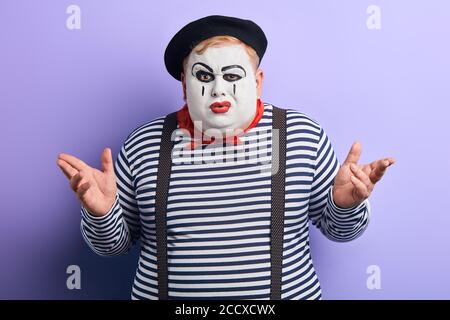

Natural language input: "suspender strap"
[155,111,178,300]
[155,107,287,300]
[270,106,287,300]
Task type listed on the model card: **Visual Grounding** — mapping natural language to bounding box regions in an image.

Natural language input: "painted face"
[184,44,258,135]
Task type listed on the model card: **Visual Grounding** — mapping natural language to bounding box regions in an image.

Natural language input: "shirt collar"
[176,98,265,150]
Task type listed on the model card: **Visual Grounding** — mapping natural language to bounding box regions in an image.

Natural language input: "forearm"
[80,193,133,256]
[308,126,370,242]
[318,186,371,242]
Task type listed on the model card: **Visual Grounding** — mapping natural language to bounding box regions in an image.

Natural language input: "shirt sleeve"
[80,143,141,256]
[308,126,371,242]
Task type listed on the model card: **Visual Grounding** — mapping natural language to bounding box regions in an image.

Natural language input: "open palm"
[332,142,395,208]
[57,148,117,216]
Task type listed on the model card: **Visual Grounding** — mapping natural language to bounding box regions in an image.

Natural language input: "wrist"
[331,186,361,210]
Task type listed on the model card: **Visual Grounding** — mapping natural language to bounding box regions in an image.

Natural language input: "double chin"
[194,114,249,135]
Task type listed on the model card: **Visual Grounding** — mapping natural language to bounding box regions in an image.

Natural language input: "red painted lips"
[210,101,231,114]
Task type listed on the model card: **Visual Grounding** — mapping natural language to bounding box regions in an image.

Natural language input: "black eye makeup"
[221,65,246,82]
[191,62,247,83]
[192,62,215,83]
[195,70,215,82]
[222,73,242,82]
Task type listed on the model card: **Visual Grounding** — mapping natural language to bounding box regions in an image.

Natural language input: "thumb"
[101,147,114,174]
[343,141,362,165]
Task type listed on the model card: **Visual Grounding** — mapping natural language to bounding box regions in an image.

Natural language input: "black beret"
[164,15,268,81]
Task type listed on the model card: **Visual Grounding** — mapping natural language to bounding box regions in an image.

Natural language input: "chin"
[207,120,233,130]
[210,115,239,129]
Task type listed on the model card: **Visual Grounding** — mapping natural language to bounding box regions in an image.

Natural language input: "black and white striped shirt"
[80,103,370,300]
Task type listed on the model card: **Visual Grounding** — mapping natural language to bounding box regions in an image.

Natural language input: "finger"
[70,173,82,192]
[70,171,88,193]
[58,153,88,171]
[369,159,391,184]
[350,175,370,199]
[350,163,374,192]
[370,157,395,170]
[101,148,114,174]
[57,158,78,180]
[77,181,91,199]
[343,141,362,165]
[386,157,396,166]
[361,164,371,176]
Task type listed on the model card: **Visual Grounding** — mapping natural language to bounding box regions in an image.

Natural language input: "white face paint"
[184,44,258,135]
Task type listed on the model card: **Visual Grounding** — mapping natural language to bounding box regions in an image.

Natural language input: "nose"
[211,77,227,98]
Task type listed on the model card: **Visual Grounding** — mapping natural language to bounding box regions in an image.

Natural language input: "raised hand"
[332,141,395,209]
[56,148,117,217]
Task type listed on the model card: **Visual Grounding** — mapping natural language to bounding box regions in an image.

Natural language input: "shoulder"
[267,103,323,141]
[119,113,174,159]
[123,114,168,147]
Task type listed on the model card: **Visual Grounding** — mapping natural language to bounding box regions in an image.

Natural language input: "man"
[57,15,395,300]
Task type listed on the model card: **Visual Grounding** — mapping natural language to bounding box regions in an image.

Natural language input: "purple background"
[1,0,449,299]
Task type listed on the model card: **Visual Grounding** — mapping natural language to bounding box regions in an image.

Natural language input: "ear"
[255,68,264,99]
[181,72,187,102]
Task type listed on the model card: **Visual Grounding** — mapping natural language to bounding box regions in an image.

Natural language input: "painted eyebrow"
[191,62,213,75]
[221,65,246,76]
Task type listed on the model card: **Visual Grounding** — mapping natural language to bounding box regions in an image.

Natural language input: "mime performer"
[57,15,395,300]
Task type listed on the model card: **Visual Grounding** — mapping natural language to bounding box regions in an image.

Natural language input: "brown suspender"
[155,106,286,300]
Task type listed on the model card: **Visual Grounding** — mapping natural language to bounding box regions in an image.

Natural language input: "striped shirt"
[80,103,370,300]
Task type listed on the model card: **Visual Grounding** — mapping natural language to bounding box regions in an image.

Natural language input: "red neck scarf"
[176,98,265,150]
